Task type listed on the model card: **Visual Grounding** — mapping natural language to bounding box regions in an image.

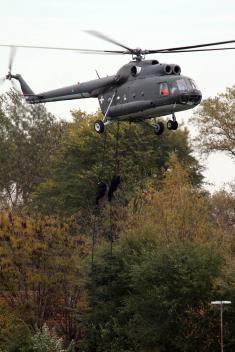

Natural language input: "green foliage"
[0,211,87,339]
[124,154,220,246]
[0,305,32,352]
[124,244,222,352]
[192,86,235,158]
[218,269,235,351]
[0,90,64,208]
[32,324,74,352]
[81,163,234,351]
[0,95,234,352]
[210,184,235,237]
[83,239,223,352]
[32,110,203,216]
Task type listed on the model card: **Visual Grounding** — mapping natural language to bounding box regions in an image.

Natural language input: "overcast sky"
[0,0,234,191]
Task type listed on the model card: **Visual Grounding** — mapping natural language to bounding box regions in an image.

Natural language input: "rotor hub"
[6,72,12,80]
[132,48,145,61]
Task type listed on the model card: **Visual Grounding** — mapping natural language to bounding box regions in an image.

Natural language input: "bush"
[32,325,74,352]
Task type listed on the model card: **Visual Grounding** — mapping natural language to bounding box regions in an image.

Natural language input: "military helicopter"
[1,31,235,135]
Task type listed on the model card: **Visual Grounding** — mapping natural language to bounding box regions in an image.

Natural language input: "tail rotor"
[0,46,21,92]
[6,46,17,81]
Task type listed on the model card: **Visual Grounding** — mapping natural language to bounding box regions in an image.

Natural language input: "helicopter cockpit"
[168,77,202,105]
[170,77,198,92]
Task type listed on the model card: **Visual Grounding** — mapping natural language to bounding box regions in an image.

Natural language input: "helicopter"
[1,31,235,135]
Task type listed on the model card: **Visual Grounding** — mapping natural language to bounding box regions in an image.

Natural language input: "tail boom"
[13,74,117,104]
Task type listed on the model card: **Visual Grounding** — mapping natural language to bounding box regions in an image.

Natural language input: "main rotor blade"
[0,43,128,55]
[157,47,235,53]
[8,46,17,72]
[84,30,134,53]
[147,39,235,54]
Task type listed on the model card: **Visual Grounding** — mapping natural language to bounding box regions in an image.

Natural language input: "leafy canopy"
[192,86,235,158]
[32,110,203,216]
[0,91,64,209]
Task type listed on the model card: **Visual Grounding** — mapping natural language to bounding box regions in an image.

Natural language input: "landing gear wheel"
[172,120,178,130]
[167,120,178,131]
[154,121,164,136]
[94,120,105,134]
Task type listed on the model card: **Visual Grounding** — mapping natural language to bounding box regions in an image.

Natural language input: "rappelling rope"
[109,204,113,256]
[90,210,97,308]
[95,121,121,255]
[114,121,120,174]
[109,121,121,256]
[99,130,107,180]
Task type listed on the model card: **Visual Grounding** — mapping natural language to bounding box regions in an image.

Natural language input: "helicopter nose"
[179,91,202,105]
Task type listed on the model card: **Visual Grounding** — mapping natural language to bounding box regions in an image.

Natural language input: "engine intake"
[131,65,142,76]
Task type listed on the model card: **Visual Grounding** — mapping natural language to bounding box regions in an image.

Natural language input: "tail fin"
[13,74,35,96]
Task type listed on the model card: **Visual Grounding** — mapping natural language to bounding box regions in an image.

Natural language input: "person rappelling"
[95,180,107,206]
[95,122,121,206]
[108,175,121,202]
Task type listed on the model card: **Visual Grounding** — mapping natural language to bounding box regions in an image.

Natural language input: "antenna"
[95,69,100,79]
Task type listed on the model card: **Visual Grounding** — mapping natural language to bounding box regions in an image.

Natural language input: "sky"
[0,0,234,191]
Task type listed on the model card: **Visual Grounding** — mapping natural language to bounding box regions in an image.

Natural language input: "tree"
[81,157,232,352]
[0,211,88,341]
[124,154,221,245]
[32,324,75,352]
[32,110,203,216]
[0,90,64,209]
[0,304,32,352]
[209,184,235,350]
[210,184,235,235]
[192,86,235,158]
[82,240,223,352]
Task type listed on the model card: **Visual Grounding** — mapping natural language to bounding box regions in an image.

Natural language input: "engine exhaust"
[172,65,181,75]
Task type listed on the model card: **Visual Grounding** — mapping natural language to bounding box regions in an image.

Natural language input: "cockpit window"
[189,79,198,90]
[185,79,193,90]
[171,78,199,94]
[160,82,169,96]
[176,79,187,92]
[170,81,178,94]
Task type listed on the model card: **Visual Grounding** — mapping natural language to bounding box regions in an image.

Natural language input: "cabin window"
[160,82,169,96]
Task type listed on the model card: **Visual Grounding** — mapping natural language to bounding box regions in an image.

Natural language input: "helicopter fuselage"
[97,60,202,122]
[14,59,202,124]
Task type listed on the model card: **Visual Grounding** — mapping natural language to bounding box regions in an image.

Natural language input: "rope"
[114,121,120,174]
[99,130,107,180]
[108,121,121,256]
[90,211,97,308]
[91,213,96,270]
[109,203,113,257]
[93,119,121,307]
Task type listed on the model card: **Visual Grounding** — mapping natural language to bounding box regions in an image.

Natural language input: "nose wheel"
[167,113,178,131]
